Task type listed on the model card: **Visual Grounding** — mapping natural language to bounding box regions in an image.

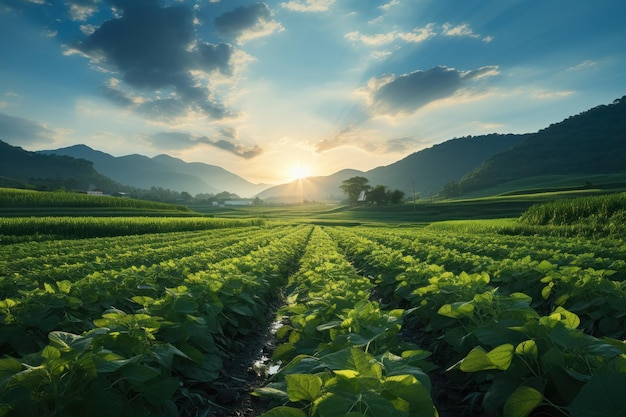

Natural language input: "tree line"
[340,176,405,205]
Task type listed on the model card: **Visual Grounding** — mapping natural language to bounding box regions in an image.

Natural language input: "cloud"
[345,24,436,46]
[215,3,283,44]
[442,22,492,42]
[379,0,400,11]
[209,139,263,159]
[66,0,100,21]
[146,131,263,159]
[0,112,57,145]
[360,65,499,116]
[280,0,335,12]
[346,22,491,48]
[70,2,236,121]
[315,125,421,154]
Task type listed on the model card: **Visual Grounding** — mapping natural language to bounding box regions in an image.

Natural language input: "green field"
[1,189,625,417]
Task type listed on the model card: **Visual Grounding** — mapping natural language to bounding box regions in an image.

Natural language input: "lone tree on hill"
[340,176,370,204]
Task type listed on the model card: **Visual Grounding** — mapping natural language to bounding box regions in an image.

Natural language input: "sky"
[1,0,625,185]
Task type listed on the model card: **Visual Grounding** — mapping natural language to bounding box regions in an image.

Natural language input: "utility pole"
[412,181,416,212]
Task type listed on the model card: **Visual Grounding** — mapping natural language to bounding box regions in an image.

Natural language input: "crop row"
[0,216,264,240]
[0,225,311,416]
[0,226,265,281]
[254,226,438,417]
[326,226,626,417]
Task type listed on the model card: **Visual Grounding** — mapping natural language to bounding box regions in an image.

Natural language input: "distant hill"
[0,140,120,191]
[256,169,364,203]
[39,145,270,197]
[258,135,526,202]
[365,134,528,197]
[455,96,626,195]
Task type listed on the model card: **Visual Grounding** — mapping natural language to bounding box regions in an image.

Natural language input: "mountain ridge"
[39,145,271,197]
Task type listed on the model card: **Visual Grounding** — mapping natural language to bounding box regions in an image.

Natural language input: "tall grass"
[0,216,265,240]
[0,188,190,211]
[520,192,626,225]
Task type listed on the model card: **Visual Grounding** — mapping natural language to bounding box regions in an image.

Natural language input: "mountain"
[39,145,270,197]
[454,96,626,195]
[365,134,528,197]
[0,140,120,191]
[258,135,526,202]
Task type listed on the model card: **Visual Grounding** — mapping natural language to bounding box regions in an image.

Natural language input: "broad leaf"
[503,385,543,417]
[259,406,308,417]
[568,373,626,417]
[460,344,513,372]
[286,373,322,402]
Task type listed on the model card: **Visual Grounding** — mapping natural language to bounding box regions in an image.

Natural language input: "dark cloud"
[74,2,236,120]
[218,126,239,140]
[209,139,263,159]
[364,65,499,116]
[215,2,282,43]
[146,131,263,159]
[0,112,56,145]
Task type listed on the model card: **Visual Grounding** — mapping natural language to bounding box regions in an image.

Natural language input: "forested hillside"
[452,96,626,195]
[0,140,120,191]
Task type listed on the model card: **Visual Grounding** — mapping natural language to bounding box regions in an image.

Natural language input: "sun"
[287,164,311,181]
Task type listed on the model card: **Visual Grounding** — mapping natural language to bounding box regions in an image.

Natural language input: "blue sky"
[1,0,625,184]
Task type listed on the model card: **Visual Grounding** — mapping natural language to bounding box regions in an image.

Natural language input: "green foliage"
[0,187,190,210]
[456,96,626,194]
[340,177,370,204]
[520,192,626,235]
[0,215,264,240]
[3,218,626,416]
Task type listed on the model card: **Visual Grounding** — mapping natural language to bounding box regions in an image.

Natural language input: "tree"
[340,176,370,204]
[387,189,405,204]
[368,185,388,204]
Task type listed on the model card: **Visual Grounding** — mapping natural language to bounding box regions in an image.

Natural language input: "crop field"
[1,212,625,417]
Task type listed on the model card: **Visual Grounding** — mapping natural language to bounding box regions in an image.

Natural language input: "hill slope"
[39,145,270,197]
[456,96,626,194]
[258,134,526,202]
[366,134,528,197]
[0,140,120,191]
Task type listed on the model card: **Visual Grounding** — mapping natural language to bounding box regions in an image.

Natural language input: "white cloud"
[442,22,493,42]
[379,0,400,11]
[345,24,436,47]
[280,0,336,12]
[346,22,489,48]
[567,60,598,71]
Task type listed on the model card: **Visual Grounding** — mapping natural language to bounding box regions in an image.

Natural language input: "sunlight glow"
[287,164,311,181]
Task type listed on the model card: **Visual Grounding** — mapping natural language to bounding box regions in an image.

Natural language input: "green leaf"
[41,345,61,360]
[139,376,180,406]
[438,301,474,319]
[320,347,381,378]
[503,385,543,417]
[384,374,436,417]
[537,260,554,273]
[553,306,580,329]
[315,392,365,417]
[120,363,160,385]
[286,374,322,402]
[515,340,538,360]
[259,406,308,417]
[487,344,514,369]
[460,344,514,372]
[567,373,626,417]
[253,387,290,401]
